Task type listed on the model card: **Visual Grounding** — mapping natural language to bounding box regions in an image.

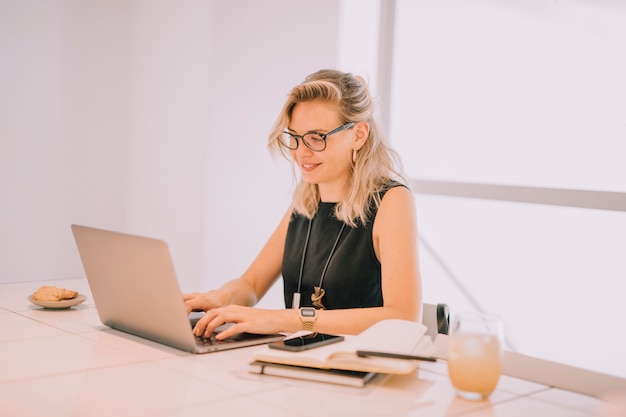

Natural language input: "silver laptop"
[71,224,284,353]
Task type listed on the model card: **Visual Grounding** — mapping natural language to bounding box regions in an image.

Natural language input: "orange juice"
[448,332,503,399]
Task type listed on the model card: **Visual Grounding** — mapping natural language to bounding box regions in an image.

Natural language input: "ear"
[352,122,369,151]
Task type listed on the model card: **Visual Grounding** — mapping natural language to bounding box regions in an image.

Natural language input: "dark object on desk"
[436,303,450,335]
[269,333,344,352]
[422,303,450,340]
[249,361,379,388]
[355,350,437,362]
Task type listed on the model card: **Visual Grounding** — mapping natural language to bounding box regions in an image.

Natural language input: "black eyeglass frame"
[280,122,355,152]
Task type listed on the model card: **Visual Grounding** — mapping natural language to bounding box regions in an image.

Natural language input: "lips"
[301,162,321,172]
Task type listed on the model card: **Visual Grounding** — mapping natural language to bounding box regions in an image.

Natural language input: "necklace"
[292,218,346,310]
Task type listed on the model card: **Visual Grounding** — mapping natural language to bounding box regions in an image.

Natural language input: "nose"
[293,141,314,159]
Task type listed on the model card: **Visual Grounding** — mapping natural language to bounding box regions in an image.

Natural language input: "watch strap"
[299,307,317,331]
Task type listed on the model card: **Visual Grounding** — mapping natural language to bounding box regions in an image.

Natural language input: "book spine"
[248,362,372,388]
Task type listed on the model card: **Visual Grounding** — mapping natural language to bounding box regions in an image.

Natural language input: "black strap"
[436,303,450,335]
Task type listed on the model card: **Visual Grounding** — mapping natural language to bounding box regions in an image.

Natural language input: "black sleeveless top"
[282,181,405,309]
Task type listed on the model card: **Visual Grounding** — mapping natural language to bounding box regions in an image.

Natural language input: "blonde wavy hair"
[268,69,406,227]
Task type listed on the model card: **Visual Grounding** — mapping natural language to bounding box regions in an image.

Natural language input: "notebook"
[71,224,284,353]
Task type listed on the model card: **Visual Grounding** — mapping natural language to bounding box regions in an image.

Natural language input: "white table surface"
[0,278,611,417]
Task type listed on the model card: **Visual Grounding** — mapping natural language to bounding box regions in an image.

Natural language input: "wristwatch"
[299,307,317,331]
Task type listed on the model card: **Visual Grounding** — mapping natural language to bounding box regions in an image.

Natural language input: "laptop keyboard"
[195,332,246,346]
[190,318,278,347]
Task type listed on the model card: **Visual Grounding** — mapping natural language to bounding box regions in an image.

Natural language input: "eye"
[303,134,326,151]
[280,132,299,149]
[305,134,325,143]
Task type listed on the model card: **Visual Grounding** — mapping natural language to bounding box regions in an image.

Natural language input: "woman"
[184,69,421,340]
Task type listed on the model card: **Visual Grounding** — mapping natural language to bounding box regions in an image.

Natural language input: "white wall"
[199,0,340,301]
[390,0,626,378]
[124,0,213,293]
[392,0,626,191]
[1,0,132,283]
[0,0,340,301]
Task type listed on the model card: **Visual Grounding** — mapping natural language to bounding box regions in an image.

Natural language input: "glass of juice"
[447,311,504,400]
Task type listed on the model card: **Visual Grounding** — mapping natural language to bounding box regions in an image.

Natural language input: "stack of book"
[248,319,436,387]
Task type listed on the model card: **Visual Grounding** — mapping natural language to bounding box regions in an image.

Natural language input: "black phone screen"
[268,333,344,352]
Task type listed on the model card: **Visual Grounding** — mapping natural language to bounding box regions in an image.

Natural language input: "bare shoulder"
[372,185,418,260]
[374,185,417,233]
[379,185,416,213]
[382,184,413,199]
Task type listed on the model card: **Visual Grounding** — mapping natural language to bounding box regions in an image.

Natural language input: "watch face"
[301,308,316,318]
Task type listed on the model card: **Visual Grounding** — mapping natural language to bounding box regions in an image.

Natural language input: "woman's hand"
[183,291,228,315]
[191,305,294,340]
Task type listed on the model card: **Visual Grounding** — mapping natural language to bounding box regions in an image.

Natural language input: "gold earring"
[352,149,357,163]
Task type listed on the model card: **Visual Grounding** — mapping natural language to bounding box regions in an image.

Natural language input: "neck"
[317,180,348,203]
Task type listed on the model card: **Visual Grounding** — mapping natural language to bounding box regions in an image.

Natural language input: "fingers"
[184,300,194,315]
[193,307,243,340]
[192,308,223,338]
[183,293,199,315]
[182,291,226,314]
[214,324,240,340]
[183,293,214,315]
[182,292,200,301]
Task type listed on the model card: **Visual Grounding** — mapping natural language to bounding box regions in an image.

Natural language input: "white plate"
[28,293,87,309]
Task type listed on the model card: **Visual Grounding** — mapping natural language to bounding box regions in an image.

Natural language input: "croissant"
[33,285,78,302]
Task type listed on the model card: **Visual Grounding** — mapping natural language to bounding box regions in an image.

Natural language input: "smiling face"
[287,100,359,202]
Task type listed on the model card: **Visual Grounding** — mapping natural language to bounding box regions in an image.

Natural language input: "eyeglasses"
[280,122,355,152]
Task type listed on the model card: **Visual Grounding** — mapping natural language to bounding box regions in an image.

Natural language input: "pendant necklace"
[292,218,346,310]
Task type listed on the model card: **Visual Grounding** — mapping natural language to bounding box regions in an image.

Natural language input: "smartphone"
[268,333,344,352]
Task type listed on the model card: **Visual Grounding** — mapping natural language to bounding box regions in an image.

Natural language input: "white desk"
[0,278,613,417]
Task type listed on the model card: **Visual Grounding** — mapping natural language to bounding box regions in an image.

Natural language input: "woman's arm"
[195,186,422,339]
[307,185,421,335]
[183,207,292,313]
